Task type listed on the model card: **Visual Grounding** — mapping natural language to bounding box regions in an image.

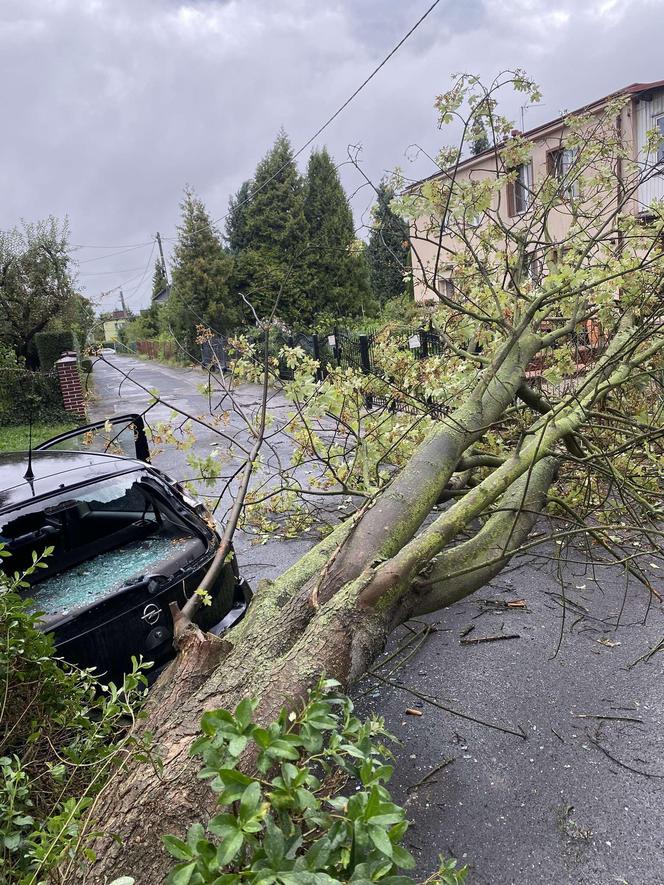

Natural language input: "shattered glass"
[28,535,194,616]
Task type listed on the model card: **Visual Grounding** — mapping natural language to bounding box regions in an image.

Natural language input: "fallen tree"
[79,73,663,883]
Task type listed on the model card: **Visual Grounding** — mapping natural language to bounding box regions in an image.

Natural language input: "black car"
[0,415,250,682]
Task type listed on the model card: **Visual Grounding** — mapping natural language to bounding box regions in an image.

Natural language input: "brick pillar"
[56,351,86,419]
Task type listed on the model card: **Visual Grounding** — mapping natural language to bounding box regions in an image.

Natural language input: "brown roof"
[406,79,664,191]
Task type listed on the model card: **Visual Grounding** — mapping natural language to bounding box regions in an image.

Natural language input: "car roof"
[0,450,146,513]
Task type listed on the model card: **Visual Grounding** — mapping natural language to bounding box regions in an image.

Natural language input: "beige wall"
[103,319,126,341]
[410,98,641,303]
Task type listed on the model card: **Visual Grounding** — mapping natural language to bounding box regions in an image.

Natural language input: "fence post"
[419,328,429,360]
[359,334,373,410]
[312,334,324,381]
[333,327,341,366]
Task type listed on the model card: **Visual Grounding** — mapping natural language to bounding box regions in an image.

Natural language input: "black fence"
[266,325,448,420]
[201,336,228,371]
[267,326,444,382]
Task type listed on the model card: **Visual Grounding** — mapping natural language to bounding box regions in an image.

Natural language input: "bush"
[0,545,149,882]
[162,680,468,884]
[0,367,70,426]
[34,330,79,371]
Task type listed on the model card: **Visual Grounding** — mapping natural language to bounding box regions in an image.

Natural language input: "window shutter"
[546,150,555,177]
[506,181,515,217]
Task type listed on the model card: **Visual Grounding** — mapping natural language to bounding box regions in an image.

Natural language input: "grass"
[0,422,79,453]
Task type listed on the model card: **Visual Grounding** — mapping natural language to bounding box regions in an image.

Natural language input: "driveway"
[90,353,664,885]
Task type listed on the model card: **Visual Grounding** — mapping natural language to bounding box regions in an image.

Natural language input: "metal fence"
[269,325,448,419]
[200,336,228,371]
[194,323,603,421]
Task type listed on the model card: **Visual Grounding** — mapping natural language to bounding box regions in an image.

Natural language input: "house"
[408,80,664,304]
[153,284,171,305]
[102,309,130,342]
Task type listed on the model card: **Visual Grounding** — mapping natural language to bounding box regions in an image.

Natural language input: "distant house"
[102,309,129,342]
[407,79,664,303]
[153,284,171,305]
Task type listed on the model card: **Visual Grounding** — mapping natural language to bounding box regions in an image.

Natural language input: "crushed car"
[0,414,250,681]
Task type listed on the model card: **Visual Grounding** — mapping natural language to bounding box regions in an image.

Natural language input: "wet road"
[91,353,664,885]
[89,352,316,589]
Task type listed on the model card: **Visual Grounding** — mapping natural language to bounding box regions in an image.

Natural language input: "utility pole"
[119,288,128,315]
[156,231,168,283]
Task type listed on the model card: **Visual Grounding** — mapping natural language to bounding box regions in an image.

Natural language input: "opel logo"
[141,603,162,626]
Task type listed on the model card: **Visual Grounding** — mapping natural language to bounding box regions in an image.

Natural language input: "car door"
[35,413,150,462]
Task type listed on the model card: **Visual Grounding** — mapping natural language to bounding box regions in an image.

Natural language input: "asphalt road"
[91,353,664,885]
[89,352,317,588]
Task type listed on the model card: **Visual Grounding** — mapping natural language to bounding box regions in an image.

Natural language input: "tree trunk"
[80,526,390,884]
[78,463,557,885]
[77,323,655,884]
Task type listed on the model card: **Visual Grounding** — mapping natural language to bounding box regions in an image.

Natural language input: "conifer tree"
[152,259,168,299]
[303,148,374,320]
[225,180,252,254]
[366,181,409,306]
[236,132,308,324]
[166,187,239,348]
[471,125,490,155]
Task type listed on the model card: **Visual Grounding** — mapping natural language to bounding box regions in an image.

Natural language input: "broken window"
[0,471,207,617]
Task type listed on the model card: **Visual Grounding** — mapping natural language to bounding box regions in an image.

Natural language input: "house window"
[507,163,532,216]
[439,278,455,300]
[527,253,543,285]
[656,116,664,164]
[548,147,578,196]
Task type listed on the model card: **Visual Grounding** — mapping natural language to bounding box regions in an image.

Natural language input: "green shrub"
[161,680,468,884]
[0,545,150,883]
[0,368,70,426]
[34,330,79,371]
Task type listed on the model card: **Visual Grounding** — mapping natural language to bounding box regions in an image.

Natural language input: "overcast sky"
[2,0,663,313]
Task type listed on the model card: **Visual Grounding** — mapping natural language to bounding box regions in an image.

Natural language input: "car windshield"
[0,472,207,616]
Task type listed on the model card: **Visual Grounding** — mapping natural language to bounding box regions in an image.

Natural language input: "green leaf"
[368,825,393,858]
[166,862,197,885]
[208,813,238,841]
[240,780,261,818]
[379,878,418,884]
[279,874,342,885]
[228,734,249,757]
[216,828,244,867]
[262,816,286,866]
[162,835,192,861]
[391,843,416,870]
[235,696,256,730]
[186,822,206,850]
[266,739,300,760]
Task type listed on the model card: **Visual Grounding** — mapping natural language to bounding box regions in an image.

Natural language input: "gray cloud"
[1,0,662,311]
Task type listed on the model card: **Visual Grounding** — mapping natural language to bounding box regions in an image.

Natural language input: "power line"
[70,239,155,249]
[79,265,149,277]
[160,0,443,241]
[123,238,157,301]
[75,242,153,263]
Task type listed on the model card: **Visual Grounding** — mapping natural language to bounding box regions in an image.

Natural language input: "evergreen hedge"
[0,368,70,426]
[35,330,79,370]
